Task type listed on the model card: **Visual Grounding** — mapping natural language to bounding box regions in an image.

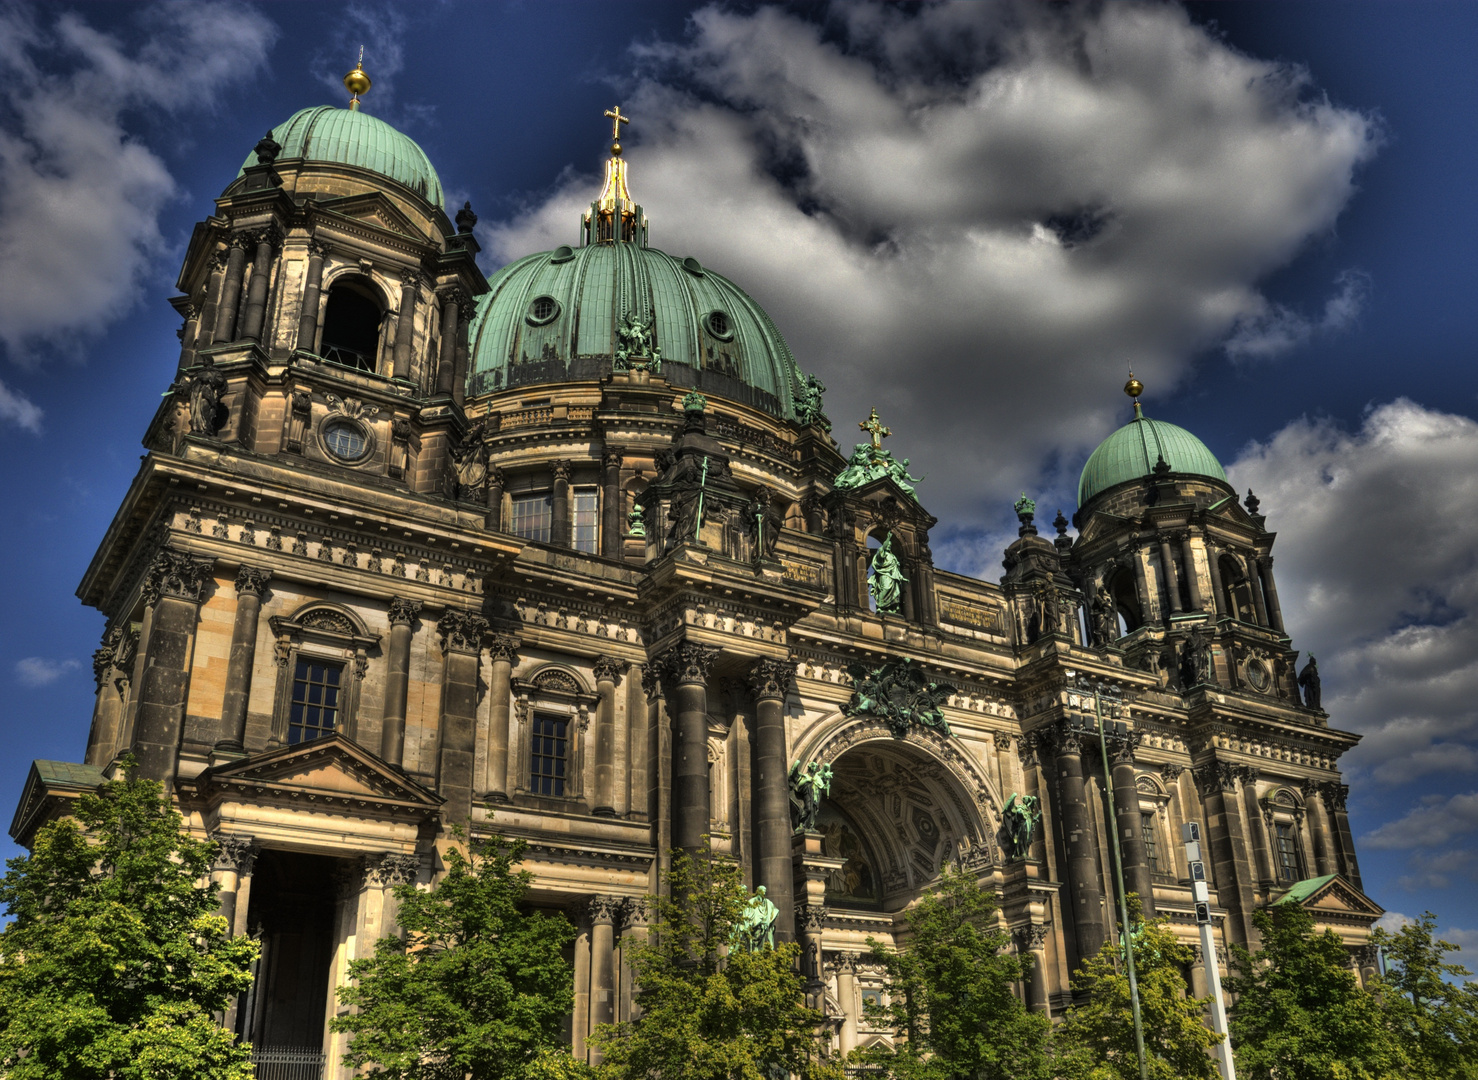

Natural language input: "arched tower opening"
[1107,565,1142,635]
[320,277,384,373]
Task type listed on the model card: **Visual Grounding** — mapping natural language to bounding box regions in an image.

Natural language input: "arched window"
[319,278,383,373]
[1109,567,1142,634]
[1219,555,1256,624]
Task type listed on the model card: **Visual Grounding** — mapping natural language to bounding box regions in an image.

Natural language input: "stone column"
[295,240,328,354]
[592,657,624,816]
[1188,944,1209,1000]
[391,271,420,379]
[1109,732,1156,917]
[802,494,824,535]
[1244,771,1277,888]
[1180,533,1205,611]
[1301,779,1337,876]
[196,249,228,351]
[1016,925,1051,1014]
[214,834,257,1035]
[835,953,860,1056]
[1356,944,1381,988]
[1053,722,1107,962]
[132,550,214,783]
[85,626,131,767]
[217,566,270,753]
[1193,762,1258,944]
[176,303,201,373]
[617,898,648,1022]
[572,910,591,1061]
[213,236,249,343]
[377,853,420,940]
[1158,534,1183,615]
[1131,546,1156,623]
[750,657,796,943]
[1205,543,1227,617]
[436,609,489,825]
[1259,557,1286,632]
[485,635,520,802]
[551,460,572,548]
[588,896,619,1061]
[1321,781,1363,888]
[380,599,422,767]
[601,449,623,557]
[797,903,826,1005]
[661,642,720,856]
[1244,553,1270,626]
[239,227,279,344]
[485,466,505,531]
[453,308,471,409]
[434,289,464,397]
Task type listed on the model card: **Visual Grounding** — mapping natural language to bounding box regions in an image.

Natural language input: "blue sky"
[1,1,1475,955]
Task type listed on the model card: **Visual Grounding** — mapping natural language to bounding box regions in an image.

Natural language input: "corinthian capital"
[437,609,489,653]
[749,657,795,701]
[387,597,423,626]
[141,548,215,607]
[234,565,272,598]
[658,642,720,687]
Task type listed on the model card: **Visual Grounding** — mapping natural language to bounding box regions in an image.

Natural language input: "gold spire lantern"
[584,105,647,245]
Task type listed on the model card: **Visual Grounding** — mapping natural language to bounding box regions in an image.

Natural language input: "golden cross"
[604,105,630,140]
[859,407,890,455]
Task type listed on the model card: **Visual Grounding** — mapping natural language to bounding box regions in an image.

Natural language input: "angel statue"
[999,792,1041,861]
[789,760,834,834]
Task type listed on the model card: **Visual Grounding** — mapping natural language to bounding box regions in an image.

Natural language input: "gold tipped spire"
[344,47,371,111]
[1125,369,1144,418]
[586,105,646,245]
[604,105,630,156]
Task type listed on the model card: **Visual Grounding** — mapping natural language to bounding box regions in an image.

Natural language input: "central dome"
[1078,411,1228,506]
[467,243,805,419]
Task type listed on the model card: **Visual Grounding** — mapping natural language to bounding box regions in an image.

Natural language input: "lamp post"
[1182,821,1236,1080]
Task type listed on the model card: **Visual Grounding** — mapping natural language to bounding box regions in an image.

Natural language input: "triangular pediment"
[1272,873,1384,921]
[1074,511,1133,547]
[830,478,938,529]
[312,193,424,242]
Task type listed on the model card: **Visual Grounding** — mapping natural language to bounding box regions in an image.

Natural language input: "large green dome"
[239,106,444,208]
[467,242,805,419]
[1078,411,1228,506]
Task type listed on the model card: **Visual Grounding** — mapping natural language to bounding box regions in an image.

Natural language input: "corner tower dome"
[1077,375,1228,507]
[466,107,809,420]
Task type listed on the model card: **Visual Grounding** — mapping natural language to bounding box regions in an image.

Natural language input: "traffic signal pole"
[1183,822,1236,1080]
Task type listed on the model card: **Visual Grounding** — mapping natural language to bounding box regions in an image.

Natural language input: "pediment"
[1074,511,1133,547]
[313,193,424,242]
[829,479,938,530]
[1206,494,1254,526]
[1273,874,1384,921]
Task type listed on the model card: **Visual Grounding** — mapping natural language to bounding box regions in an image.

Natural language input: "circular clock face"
[1246,660,1271,693]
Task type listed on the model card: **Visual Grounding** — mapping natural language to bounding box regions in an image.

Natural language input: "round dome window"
[551,245,575,264]
[704,310,734,341]
[682,256,704,276]
[526,295,561,326]
[322,419,370,462]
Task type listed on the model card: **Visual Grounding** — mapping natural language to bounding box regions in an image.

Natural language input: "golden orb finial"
[1124,369,1144,417]
[344,46,371,111]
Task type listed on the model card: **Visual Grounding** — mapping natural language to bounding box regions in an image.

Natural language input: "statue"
[868,534,907,614]
[1038,586,1061,638]
[627,500,646,538]
[185,355,228,437]
[833,443,924,501]
[747,485,784,562]
[1298,655,1322,711]
[1179,628,1212,688]
[1091,584,1118,646]
[999,793,1041,860]
[789,761,834,834]
[614,311,661,372]
[733,885,779,952]
[843,656,953,738]
[447,419,488,499]
[794,371,830,431]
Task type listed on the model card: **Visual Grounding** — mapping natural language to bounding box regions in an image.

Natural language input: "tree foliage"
[1225,903,1409,1080]
[0,765,258,1080]
[855,864,1051,1080]
[1370,911,1478,1079]
[332,829,577,1080]
[1054,901,1220,1080]
[591,844,843,1080]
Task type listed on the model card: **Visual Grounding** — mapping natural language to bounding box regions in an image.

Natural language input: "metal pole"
[694,455,709,540]
[1200,919,1236,1080]
[1096,688,1149,1080]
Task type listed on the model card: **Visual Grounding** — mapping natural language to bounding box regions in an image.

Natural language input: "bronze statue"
[1000,792,1041,860]
[788,760,833,834]
[186,356,228,436]
[1298,655,1322,711]
[869,534,907,614]
[732,886,779,952]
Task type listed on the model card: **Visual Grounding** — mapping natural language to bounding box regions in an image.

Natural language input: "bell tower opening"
[320,278,384,372]
[1108,566,1142,635]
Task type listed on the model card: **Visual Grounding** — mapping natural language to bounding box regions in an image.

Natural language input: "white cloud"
[15,656,81,688]
[1224,268,1371,363]
[1375,911,1414,932]
[0,380,42,433]
[1364,792,1478,851]
[485,0,1377,523]
[0,2,276,362]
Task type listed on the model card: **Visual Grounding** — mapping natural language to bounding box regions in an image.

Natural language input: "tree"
[0,764,258,1080]
[1053,903,1220,1080]
[332,829,578,1080]
[591,844,843,1080]
[855,864,1052,1080]
[1224,903,1409,1080]
[1371,911,1478,1079]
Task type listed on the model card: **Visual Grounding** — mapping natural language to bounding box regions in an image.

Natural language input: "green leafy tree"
[855,864,1051,1080]
[1225,903,1409,1080]
[592,843,843,1080]
[1371,911,1478,1079]
[1053,902,1220,1080]
[332,829,577,1080]
[0,764,258,1080]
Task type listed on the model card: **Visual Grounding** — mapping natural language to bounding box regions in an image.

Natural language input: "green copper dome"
[239,106,444,208]
[467,242,805,419]
[1078,410,1228,506]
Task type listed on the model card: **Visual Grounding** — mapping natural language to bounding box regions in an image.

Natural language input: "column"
[453,306,471,409]
[661,642,720,856]
[572,910,591,1061]
[1205,543,1227,617]
[176,303,201,373]
[485,635,519,801]
[377,854,420,940]
[436,609,489,825]
[1053,723,1107,963]
[85,626,129,767]
[1179,533,1204,611]
[601,449,623,557]
[1243,771,1276,888]
[1131,546,1156,624]
[239,226,279,344]
[796,903,825,998]
[434,289,463,397]
[213,236,249,343]
[1016,925,1051,1014]
[296,240,328,354]
[391,271,420,378]
[592,658,623,816]
[1244,553,1270,626]
[835,953,859,1056]
[750,658,796,943]
[551,460,572,548]
[131,549,214,783]
[1158,534,1183,615]
[1321,781,1363,888]
[802,494,824,535]
[196,250,228,351]
[617,898,648,1022]
[1109,732,1156,917]
[485,466,505,531]
[380,599,422,767]
[587,896,619,1062]
[1356,944,1381,988]
[1193,762,1258,944]
[1302,779,1337,876]
[1188,944,1209,1000]
[1260,556,1286,632]
[217,566,270,752]
[215,835,257,1035]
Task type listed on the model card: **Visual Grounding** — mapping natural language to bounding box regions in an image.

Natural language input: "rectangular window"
[289,659,341,745]
[572,486,599,553]
[1141,814,1160,873]
[530,713,569,796]
[511,491,553,543]
[1275,822,1301,883]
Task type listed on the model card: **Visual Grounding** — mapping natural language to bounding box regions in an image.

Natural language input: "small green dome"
[467,242,805,419]
[240,106,444,209]
[1078,411,1228,506]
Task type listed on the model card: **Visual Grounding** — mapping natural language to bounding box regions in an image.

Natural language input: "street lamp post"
[1182,822,1237,1080]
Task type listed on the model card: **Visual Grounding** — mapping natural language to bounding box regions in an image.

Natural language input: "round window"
[323,420,368,461]
[526,295,561,325]
[550,245,575,264]
[1245,660,1271,693]
[704,310,733,340]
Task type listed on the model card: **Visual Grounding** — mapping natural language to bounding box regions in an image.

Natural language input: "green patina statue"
[788,760,834,834]
[793,371,830,431]
[614,311,661,372]
[868,534,907,614]
[733,885,779,951]
[627,501,646,538]
[682,390,707,412]
[833,443,925,501]
[843,656,953,738]
[1000,792,1041,860]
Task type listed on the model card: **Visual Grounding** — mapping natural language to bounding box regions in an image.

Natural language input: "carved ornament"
[141,548,215,607]
[658,642,720,687]
[438,609,489,653]
[234,565,272,599]
[592,656,625,686]
[387,597,422,627]
[749,657,794,701]
[842,656,953,739]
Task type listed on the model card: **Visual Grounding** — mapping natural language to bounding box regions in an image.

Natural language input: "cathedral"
[9,61,1383,1076]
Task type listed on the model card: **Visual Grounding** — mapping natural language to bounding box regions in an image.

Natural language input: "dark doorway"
[320,280,382,372]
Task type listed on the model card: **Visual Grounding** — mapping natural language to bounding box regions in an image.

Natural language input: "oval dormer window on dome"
[550,245,575,264]
[526,296,561,326]
[320,277,384,374]
[704,310,734,341]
